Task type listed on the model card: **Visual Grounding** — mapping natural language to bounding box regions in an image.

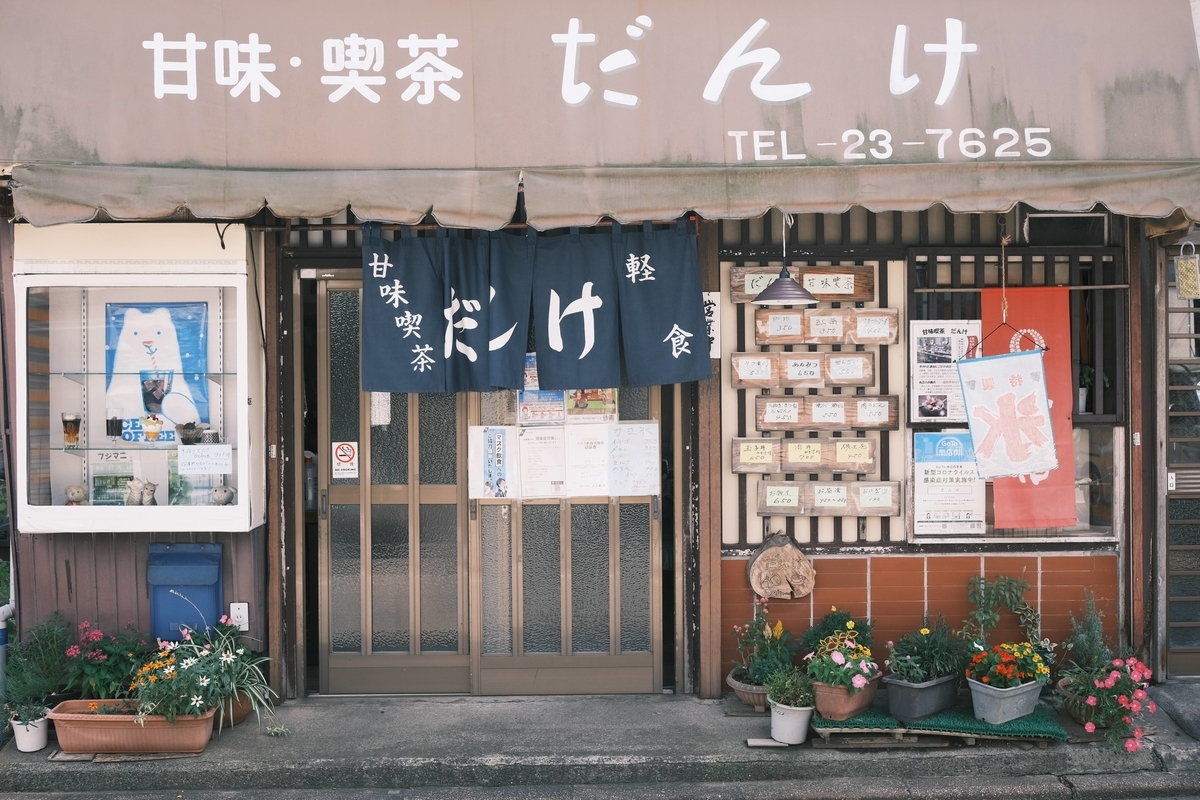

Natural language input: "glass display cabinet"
[13,224,264,533]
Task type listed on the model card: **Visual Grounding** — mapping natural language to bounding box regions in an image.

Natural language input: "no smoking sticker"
[332,441,359,479]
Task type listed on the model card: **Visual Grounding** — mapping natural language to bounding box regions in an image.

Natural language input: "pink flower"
[1094,679,1105,688]
[831,651,846,665]
[65,645,81,658]
[1134,727,1144,739]
[182,629,192,641]
[844,640,855,649]
[1124,739,1140,752]
[1149,701,1157,713]
[1130,700,1142,714]
[1084,722,1096,733]
[803,652,814,661]
[1113,658,1125,668]
[1118,695,1129,706]
[860,661,871,673]
[1122,716,1133,725]
[78,621,91,632]
[1105,677,1117,689]
[1109,670,1121,681]
[1134,689,1148,701]
[886,641,894,648]
[1085,696,1097,707]
[852,674,868,689]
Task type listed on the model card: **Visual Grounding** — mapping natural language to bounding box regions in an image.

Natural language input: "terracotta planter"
[219,692,254,728]
[1057,677,1109,728]
[726,670,769,712]
[47,699,215,754]
[812,676,880,721]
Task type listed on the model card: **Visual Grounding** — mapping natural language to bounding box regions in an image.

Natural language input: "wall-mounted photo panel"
[730,265,875,304]
[755,395,900,432]
[756,480,902,517]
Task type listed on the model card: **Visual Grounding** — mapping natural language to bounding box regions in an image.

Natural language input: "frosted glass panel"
[481,390,518,426]
[522,504,562,654]
[329,291,360,485]
[619,504,651,653]
[330,504,361,653]
[419,393,457,484]
[419,504,459,652]
[371,504,409,652]
[481,504,513,655]
[620,386,648,420]
[571,504,610,654]
[370,393,409,485]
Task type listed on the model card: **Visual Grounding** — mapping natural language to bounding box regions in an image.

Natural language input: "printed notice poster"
[565,424,611,495]
[519,427,567,498]
[914,432,986,536]
[332,441,359,479]
[519,352,567,426]
[468,426,521,498]
[90,451,136,506]
[566,388,618,423]
[910,320,981,423]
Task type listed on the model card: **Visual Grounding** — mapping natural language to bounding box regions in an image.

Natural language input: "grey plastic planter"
[967,677,1042,725]
[882,673,958,723]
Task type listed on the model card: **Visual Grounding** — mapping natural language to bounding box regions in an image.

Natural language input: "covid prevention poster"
[913,432,986,537]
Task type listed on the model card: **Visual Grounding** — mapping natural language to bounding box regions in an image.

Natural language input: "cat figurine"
[105,307,201,427]
[140,480,159,506]
[125,478,145,505]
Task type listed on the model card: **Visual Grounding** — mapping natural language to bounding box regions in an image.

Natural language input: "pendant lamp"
[751,213,818,306]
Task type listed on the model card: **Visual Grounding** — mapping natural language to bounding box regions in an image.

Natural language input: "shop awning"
[5,1,1200,228]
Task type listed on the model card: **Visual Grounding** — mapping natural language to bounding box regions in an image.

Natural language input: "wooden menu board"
[730,352,875,389]
[755,395,900,431]
[754,308,899,346]
[731,437,877,474]
[756,480,902,517]
[730,265,875,304]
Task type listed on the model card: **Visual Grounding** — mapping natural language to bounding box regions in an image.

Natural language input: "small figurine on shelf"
[210,485,237,506]
[139,414,164,443]
[140,481,159,506]
[125,478,145,506]
[64,484,88,506]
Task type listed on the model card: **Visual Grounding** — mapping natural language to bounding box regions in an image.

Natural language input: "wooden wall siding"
[16,529,266,644]
[26,290,51,505]
[720,553,1118,670]
[753,308,899,347]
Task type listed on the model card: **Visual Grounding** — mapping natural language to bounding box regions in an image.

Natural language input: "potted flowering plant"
[6,700,51,753]
[804,628,881,721]
[728,597,798,712]
[883,615,967,723]
[764,665,814,744]
[1059,656,1156,752]
[63,620,155,700]
[176,612,276,732]
[965,641,1051,725]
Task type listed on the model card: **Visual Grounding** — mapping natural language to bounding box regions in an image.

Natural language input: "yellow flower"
[88,702,98,712]
[920,628,931,636]
[846,621,855,630]
[763,623,773,639]
[773,620,784,639]
[831,606,838,612]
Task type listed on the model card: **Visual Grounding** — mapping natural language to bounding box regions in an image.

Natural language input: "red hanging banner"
[980,287,1077,529]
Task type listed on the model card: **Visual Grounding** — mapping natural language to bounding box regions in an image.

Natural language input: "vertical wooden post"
[696,220,724,698]
[261,229,288,698]
[1126,219,1153,653]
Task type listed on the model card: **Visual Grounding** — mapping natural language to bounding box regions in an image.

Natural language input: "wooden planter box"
[47,699,215,754]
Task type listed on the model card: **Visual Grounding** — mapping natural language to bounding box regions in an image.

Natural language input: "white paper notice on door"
[609,422,660,496]
[519,427,567,498]
[565,424,611,496]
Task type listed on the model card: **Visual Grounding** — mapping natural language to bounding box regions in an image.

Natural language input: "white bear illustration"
[106,307,201,426]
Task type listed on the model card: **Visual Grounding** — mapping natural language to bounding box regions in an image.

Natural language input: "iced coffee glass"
[61,412,81,449]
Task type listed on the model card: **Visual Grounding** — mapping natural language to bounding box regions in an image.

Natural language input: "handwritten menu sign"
[177,444,234,475]
[608,423,660,496]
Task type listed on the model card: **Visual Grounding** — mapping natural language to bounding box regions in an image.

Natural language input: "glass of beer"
[61,412,81,449]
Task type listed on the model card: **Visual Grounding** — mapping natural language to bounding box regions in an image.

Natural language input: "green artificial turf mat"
[907,704,1067,740]
[810,702,1067,741]
[810,704,902,731]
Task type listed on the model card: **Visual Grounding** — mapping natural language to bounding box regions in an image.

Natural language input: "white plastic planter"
[11,716,49,752]
[967,678,1042,725]
[768,698,814,744]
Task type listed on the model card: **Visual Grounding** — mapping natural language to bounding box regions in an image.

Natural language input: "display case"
[13,224,265,533]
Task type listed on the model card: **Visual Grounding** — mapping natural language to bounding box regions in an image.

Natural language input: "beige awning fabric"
[521,161,1200,228]
[10,165,521,229]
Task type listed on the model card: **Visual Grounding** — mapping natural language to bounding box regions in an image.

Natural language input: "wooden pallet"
[810,724,1052,748]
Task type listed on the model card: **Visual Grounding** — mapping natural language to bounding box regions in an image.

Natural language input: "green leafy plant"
[765,665,813,708]
[6,612,71,706]
[265,723,290,737]
[798,606,873,656]
[5,700,47,726]
[805,629,879,694]
[963,573,1056,669]
[885,615,968,684]
[1079,365,1110,390]
[731,597,799,686]
[1059,591,1114,676]
[965,641,1050,689]
[65,621,156,699]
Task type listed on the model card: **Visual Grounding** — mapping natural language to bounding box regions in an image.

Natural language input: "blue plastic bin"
[146,543,223,641]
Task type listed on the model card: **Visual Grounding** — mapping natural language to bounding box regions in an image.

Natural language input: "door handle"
[320,489,328,520]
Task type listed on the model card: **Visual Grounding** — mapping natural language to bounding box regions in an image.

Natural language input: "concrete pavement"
[0,687,1194,794]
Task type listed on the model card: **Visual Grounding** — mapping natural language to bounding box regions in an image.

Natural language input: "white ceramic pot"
[768,698,814,745]
[11,715,49,753]
[1078,388,1088,413]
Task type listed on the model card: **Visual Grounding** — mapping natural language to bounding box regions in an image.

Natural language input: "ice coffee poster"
[909,321,981,424]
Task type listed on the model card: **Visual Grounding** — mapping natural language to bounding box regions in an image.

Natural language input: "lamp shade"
[751,266,819,306]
